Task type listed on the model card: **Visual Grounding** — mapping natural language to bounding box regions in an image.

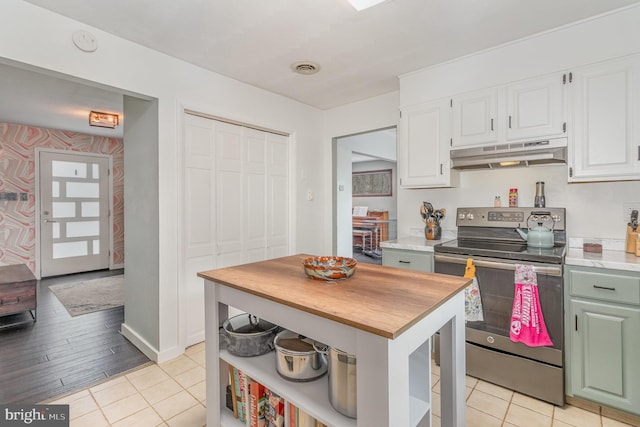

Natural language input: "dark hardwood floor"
[0,269,150,404]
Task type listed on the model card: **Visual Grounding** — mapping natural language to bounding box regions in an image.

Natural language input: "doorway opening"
[333,127,397,265]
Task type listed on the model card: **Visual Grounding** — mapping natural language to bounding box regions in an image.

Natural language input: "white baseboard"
[120,323,184,363]
[120,323,159,361]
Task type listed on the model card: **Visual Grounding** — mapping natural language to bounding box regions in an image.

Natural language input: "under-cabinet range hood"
[450,138,567,170]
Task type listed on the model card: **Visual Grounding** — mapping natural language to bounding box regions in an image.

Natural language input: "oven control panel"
[487,211,525,222]
[456,207,565,230]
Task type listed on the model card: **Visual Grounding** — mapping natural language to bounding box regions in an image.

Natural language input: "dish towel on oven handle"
[510,264,553,347]
[464,258,484,322]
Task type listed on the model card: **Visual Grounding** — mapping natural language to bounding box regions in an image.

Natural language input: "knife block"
[625,225,638,254]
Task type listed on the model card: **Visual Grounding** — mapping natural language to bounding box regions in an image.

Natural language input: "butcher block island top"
[197,253,470,339]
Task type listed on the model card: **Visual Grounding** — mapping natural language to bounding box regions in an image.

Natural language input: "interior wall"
[399,165,640,240]
[0,0,323,360]
[0,122,124,274]
[324,92,400,256]
[352,160,397,219]
[121,95,160,356]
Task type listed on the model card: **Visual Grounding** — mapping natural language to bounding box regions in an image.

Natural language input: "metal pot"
[221,314,278,357]
[274,330,327,382]
[326,347,357,418]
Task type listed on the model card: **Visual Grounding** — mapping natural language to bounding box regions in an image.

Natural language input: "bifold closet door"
[183,113,289,345]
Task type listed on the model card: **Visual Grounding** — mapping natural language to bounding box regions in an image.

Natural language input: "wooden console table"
[199,254,469,426]
[0,264,37,327]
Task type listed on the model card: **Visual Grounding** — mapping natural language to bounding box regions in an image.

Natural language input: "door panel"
[39,151,110,277]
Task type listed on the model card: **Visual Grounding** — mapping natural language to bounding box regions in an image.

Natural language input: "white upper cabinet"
[451,88,498,148]
[399,99,458,188]
[506,73,567,141]
[451,73,567,149]
[568,55,640,182]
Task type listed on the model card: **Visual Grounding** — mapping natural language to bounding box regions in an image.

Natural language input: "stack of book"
[228,365,327,427]
[228,365,283,426]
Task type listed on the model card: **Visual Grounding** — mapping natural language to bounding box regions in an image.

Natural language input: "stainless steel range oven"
[434,207,566,406]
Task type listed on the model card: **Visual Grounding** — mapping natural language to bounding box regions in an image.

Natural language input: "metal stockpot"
[327,347,357,418]
[221,314,278,357]
[274,330,327,382]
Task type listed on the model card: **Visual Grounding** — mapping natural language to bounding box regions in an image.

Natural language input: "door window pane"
[52,161,87,178]
[53,241,88,259]
[82,202,100,217]
[53,202,76,218]
[66,182,99,198]
[67,221,100,237]
[52,222,60,239]
[52,181,60,198]
[93,239,100,255]
[92,164,99,179]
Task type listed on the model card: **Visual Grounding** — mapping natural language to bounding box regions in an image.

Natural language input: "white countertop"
[380,236,451,253]
[382,236,640,272]
[565,248,640,272]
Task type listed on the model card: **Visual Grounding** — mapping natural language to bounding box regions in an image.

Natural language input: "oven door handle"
[434,254,563,277]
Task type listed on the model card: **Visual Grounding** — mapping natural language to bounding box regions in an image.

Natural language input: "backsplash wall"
[397,165,640,242]
[0,123,124,274]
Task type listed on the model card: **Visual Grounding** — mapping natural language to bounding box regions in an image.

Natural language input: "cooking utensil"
[629,209,638,232]
[314,344,357,418]
[515,211,555,249]
[274,330,327,381]
[625,211,639,254]
[221,314,279,357]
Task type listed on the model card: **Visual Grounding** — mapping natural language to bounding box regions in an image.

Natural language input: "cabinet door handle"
[440,163,443,175]
[637,145,639,161]
[399,260,411,264]
[575,314,578,331]
[508,115,512,129]
[490,118,494,131]
[593,285,616,291]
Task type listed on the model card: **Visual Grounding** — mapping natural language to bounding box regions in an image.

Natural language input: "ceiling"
[3,0,640,136]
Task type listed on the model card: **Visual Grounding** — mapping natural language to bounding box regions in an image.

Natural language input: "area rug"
[49,275,124,317]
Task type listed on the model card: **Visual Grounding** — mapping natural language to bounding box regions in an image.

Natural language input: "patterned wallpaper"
[0,123,124,274]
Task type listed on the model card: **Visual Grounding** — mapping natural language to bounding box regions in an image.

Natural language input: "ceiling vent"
[291,61,321,75]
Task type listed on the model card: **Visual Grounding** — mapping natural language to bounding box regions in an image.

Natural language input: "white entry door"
[39,150,111,277]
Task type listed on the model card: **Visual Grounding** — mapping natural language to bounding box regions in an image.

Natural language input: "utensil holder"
[625,226,638,254]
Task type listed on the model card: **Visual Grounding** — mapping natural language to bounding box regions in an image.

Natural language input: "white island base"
[203,286,465,426]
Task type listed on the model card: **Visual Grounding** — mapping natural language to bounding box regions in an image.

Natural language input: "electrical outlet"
[623,202,640,221]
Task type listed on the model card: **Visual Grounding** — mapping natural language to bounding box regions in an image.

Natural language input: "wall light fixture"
[89,111,119,128]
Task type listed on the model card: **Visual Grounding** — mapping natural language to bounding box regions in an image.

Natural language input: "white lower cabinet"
[568,54,640,182]
[565,266,640,415]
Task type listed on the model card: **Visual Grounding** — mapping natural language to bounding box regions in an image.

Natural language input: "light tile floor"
[48,342,635,427]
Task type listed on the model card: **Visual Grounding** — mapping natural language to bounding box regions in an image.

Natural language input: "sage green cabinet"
[381,248,433,273]
[565,266,640,415]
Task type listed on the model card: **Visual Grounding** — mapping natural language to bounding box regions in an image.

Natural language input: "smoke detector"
[291,61,321,75]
